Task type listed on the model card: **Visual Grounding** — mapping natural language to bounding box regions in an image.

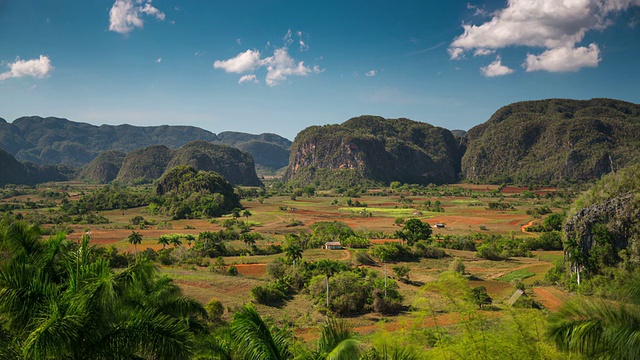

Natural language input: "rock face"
[462,98,640,184]
[283,116,462,186]
[564,164,640,282]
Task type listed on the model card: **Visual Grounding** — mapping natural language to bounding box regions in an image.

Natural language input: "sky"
[0,0,639,140]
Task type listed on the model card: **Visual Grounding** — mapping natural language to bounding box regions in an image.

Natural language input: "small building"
[323,241,342,250]
[434,223,446,228]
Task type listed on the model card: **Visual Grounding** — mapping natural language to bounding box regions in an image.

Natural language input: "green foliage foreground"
[0,219,205,359]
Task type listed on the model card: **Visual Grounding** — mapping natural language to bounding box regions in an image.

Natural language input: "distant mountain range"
[0,116,291,173]
[1,98,639,187]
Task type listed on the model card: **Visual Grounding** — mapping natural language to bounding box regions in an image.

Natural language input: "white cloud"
[525,43,600,72]
[140,3,165,20]
[238,74,259,84]
[474,48,494,56]
[365,70,377,77]
[480,56,514,77]
[451,0,640,72]
[213,31,321,86]
[109,0,165,34]
[263,48,311,86]
[0,55,53,81]
[156,58,162,63]
[213,49,262,73]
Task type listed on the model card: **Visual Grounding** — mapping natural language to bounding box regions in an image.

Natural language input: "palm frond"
[231,305,293,360]
[548,298,640,360]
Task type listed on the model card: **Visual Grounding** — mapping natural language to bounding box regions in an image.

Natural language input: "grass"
[496,269,536,282]
[338,207,418,216]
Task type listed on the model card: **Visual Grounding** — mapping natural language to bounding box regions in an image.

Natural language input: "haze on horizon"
[1,0,639,140]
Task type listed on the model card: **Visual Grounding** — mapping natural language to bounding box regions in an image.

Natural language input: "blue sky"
[0,0,639,140]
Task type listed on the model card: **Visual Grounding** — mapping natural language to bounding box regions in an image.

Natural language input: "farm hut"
[323,241,342,250]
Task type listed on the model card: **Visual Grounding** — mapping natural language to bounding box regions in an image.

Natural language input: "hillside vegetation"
[462,98,640,185]
[0,116,289,174]
[283,116,462,187]
[564,164,640,283]
[77,150,127,183]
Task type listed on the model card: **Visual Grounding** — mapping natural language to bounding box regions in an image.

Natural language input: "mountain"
[0,147,32,186]
[0,116,289,173]
[166,140,262,186]
[215,131,291,173]
[283,116,462,186]
[77,150,127,184]
[462,98,640,185]
[115,145,176,184]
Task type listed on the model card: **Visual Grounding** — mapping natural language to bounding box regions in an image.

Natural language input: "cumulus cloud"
[480,56,514,77]
[450,0,640,73]
[474,48,494,56]
[0,55,54,81]
[263,48,312,86]
[238,74,258,84]
[109,0,165,34]
[365,70,377,77]
[213,49,262,73]
[525,43,600,72]
[214,31,321,86]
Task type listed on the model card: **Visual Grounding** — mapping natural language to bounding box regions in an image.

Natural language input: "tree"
[231,207,242,222]
[547,274,640,360]
[284,243,303,265]
[0,219,202,359]
[396,219,432,246]
[299,317,361,360]
[230,305,293,360]
[171,236,183,248]
[317,260,343,308]
[469,286,492,309]
[158,234,170,249]
[393,265,410,282]
[127,230,143,255]
[242,209,252,221]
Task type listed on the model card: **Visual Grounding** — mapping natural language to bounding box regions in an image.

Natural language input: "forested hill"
[283,116,462,187]
[462,98,640,185]
[0,116,290,173]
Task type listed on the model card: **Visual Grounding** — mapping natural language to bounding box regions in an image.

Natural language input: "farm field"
[1,182,573,345]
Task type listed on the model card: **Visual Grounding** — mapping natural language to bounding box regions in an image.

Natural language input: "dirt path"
[521,220,535,233]
[339,249,351,261]
[532,287,564,311]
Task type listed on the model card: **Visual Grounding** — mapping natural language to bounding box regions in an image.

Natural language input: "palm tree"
[299,317,361,360]
[317,260,342,309]
[547,273,640,360]
[243,209,252,221]
[171,237,183,248]
[0,219,200,359]
[230,305,293,360]
[284,243,303,265]
[127,230,143,255]
[158,235,170,249]
[547,298,640,359]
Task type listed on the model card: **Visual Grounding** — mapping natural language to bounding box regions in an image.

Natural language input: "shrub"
[250,280,290,306]
[227,265,239,276]
[355,251,377,266]
[205,298,224,321]
[414,242,446,259]
[449,257,466,274]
